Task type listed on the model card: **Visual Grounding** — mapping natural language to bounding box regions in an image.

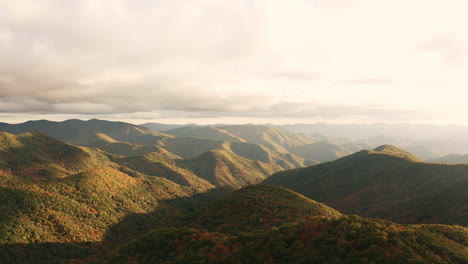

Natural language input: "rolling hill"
[83,138,178,158]
[187,184,341,231]
[428,154,468,164]
[0,120,309,171]
[0,119,173,145]
[155,137,306,170]
[404,145,441,160]
[1,132,467,263]
[219,124,317,153]
[165,126,246,142]
[140,122,196,131]
[0,131,202,245]
[181,151,281,189]
[265,145,468,226]
[100,185,468,264]
[290,141,353,162]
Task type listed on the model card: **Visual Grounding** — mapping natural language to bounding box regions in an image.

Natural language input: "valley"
[0,120,466,263]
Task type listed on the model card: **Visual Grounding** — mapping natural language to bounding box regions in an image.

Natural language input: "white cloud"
[0,0,468,124]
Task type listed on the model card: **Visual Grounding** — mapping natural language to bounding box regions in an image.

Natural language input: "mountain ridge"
[265,145,468,226]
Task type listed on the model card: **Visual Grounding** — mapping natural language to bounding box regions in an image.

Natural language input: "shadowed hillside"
[428,154,468,164]
[290,141,353,162]
[187,184,341,232]
[181,150,281,188]
[100,185,468,264]
[0,132,207,245]
[265,145,468,226]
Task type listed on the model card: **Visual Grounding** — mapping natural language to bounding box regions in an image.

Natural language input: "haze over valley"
[1,0,468,263]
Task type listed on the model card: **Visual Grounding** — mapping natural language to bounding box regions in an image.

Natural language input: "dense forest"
[0,120,466,263]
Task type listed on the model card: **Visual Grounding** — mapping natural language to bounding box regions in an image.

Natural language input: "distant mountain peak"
[373,144,422,162]
[374,144,402,152]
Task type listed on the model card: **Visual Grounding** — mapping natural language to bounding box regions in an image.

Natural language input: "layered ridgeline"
[162,124,373,163]
[265,145,468,226]
[0,131,286,246]
[155,123,455,161]
[0,131,207,245]
[1,119,400,165]
[101,185,468,264]
[0,119,308,170]
[428,154,468,164]
[0,119,172,145]
[163,125,319,152]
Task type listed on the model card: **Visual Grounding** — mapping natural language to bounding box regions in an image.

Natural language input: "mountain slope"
[166,126,246,142]
[181,150,281,188]
[220,125,316,153]
[0,119,172,145]
[156,137,305,170]
[140,122,194,131]
[187,184,341,231]
[115,154,214,189]
[101,185,468,264]
[0,131,109,178]
[0,132,206,244]
[82,138,180,158]
[0,120,308,171]
[290,141,353,162]
[428,154,468,164]
[265,145,468,226]
[405,145,441,160]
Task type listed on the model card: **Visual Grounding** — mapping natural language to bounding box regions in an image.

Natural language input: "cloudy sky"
[1,0,467,125]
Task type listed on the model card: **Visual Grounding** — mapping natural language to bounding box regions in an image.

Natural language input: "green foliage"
[220,124,317,153]
[166,126,246,142]
[0,119,173,145]
[101,213,468,264]
[187,184,341,232]
[0,132,202,245]
[290,141,353,162]
[373,145,423,162]
[1,128,467,264]
[266,146,468,226]
[181,150,280,189]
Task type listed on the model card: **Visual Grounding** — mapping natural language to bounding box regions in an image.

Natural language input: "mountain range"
[0,119,467,263]
[144,122,468,160]
[265,145,468,226]
[100,185,467,264]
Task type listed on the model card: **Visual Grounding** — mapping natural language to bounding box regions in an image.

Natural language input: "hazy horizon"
[4,116,468,128]
[1,0,468,125]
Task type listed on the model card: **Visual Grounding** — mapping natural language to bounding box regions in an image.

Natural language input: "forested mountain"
[265,145,468,226]
[0,131,286,246]
[290,141,353,162]
[186,184,342,231]
[0,119,172,145]
[6,119,440,165]
[0,131,199,245]
[151,123,369,163]
[428,154,468,164]
[0,119,309,170]
[219,125,317,153]
[0,131,467,263]
[141,122,198,131]
[181,150,280,189]
[165,126,246,142]
[100,185,468,264]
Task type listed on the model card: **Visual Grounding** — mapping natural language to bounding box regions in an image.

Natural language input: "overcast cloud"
[1,0,468,124]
